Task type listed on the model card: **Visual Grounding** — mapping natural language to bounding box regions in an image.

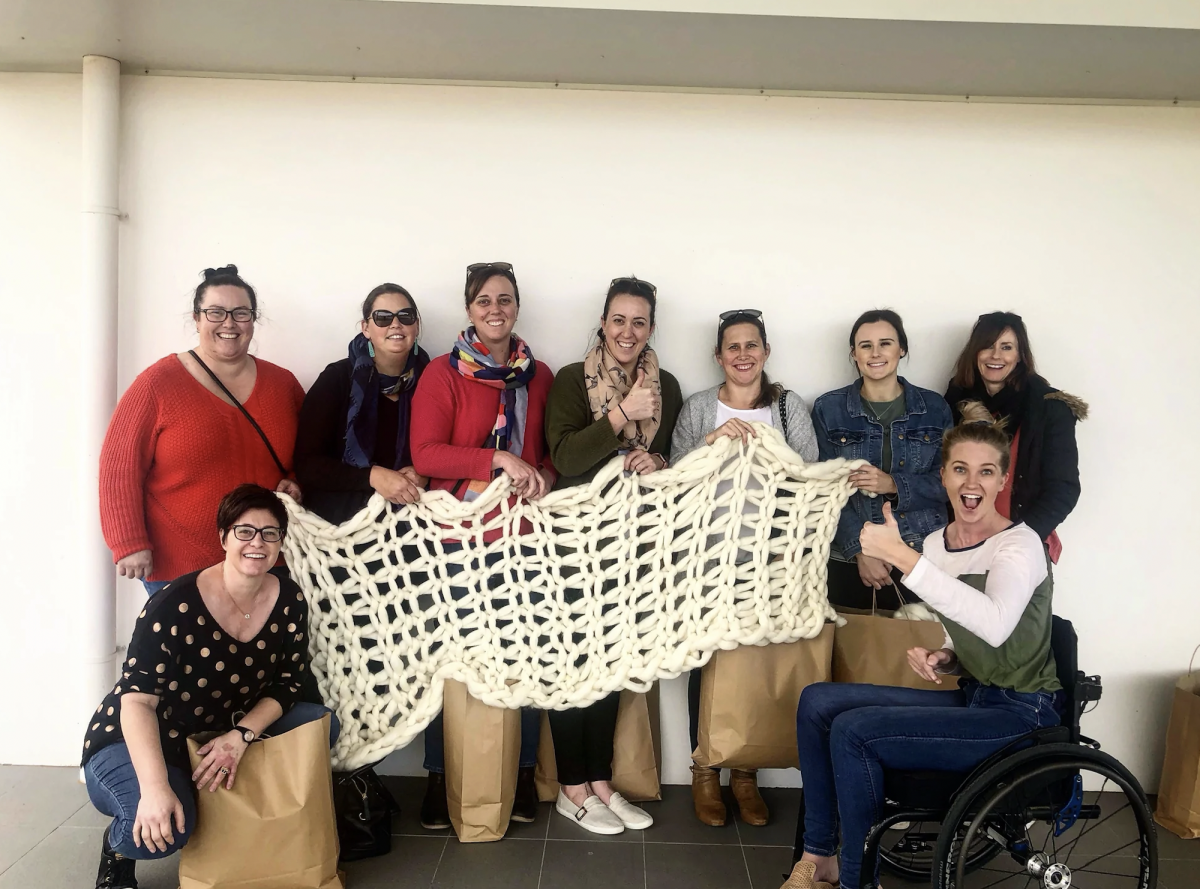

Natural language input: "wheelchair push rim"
[935,757,1157,889]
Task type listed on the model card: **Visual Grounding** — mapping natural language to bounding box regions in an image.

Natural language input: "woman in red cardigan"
[99,266,304,596]
[410,261,555,832]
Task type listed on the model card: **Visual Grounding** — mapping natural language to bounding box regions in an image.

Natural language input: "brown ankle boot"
[690,764,726,826]
[730,768,769,826]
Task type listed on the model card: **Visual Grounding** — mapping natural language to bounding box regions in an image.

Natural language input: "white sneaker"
[555,790,625,835]
[606,792,653,829]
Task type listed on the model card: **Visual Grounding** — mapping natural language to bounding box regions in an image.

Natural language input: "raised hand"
[619,369,660,422]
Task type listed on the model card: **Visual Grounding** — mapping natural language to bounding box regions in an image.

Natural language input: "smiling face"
[976,326,1021,394]
[220,507,283,578]
[195,284,255,362]
[467,274,519,351]
[601,294,653,370]
[362,291,419,365]
[851,320,905,381]
[716,321,769,388]
[942,440,1009,525]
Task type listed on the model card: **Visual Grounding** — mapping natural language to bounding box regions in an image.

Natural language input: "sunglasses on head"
[719,309,763,322]
[371,308,418,328]
[467,261,514,280]
[611,276,658,298]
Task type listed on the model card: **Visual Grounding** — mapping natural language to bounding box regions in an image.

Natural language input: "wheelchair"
[791,616,1158,888]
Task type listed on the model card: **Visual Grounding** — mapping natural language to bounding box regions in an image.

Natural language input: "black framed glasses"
[371,308,418,328]
[610,276,657,298]
[719,309,763,322]
[466,261,514,280]
[200,306,255,323]
[231,524,283,543]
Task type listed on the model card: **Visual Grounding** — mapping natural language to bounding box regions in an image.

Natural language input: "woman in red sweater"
[99,266,304,595]
[410,261,555,831]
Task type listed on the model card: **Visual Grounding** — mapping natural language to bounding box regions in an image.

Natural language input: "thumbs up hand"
[859,502,906,562]
[619,368,661,422]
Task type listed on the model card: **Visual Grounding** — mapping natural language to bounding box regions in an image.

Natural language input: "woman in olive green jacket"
[542,276,682,836]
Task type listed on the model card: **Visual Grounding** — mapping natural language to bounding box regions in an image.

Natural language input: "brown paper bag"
[1154,650,1200,839]
[180,714,343,889]
[832,606,954,691]
[535,686,662,802]
[694,625,835,769]
[442,678,521,843]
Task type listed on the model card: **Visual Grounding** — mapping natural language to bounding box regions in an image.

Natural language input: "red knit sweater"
[410,354,555,538]
[99,356,305,581]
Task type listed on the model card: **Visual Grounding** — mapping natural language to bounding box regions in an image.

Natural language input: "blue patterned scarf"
[343,333,429,470]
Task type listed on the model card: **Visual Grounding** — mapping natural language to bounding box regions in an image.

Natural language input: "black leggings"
[825,557,921,611]
[547,692,621,786]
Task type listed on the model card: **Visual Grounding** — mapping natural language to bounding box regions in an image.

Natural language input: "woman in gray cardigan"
[669,309,818,830]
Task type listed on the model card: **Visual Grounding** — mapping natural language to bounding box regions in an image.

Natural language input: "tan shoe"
[730,768,769,826]
[781,860,816,889]
[690,764,727,826]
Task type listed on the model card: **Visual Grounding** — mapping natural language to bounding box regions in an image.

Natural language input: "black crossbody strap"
[188,350,288,476]
[778,389,789,436]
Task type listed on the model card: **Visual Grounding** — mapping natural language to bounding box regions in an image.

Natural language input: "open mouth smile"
[960,494,982,512]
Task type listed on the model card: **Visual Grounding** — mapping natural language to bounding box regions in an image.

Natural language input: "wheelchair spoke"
[969,867,1033,889]
[1068,836,1142,873]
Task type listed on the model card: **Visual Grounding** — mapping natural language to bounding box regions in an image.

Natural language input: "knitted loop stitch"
[281,423,866,770]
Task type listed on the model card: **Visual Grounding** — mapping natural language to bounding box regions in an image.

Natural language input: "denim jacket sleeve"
[813,400,865,557]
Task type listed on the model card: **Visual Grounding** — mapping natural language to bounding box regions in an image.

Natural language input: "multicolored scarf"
[583,341,661,451]
[449,327,537,474]
[343,333,429,470]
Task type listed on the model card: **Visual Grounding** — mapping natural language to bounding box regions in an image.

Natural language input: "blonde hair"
[942,401,1011,474]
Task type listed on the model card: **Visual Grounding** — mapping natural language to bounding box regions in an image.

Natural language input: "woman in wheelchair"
[784,404,1064,889]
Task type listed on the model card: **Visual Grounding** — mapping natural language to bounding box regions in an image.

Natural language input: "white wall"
[3,73,1199,790]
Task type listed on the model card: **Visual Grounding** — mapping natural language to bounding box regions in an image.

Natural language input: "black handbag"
[332,764,400,861]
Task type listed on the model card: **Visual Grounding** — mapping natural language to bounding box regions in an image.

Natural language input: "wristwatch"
[232,725,256,743]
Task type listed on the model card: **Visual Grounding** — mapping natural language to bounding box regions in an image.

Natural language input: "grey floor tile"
[63,801,112,829]
[645,843,752,889]
[740,787,801,848]
[0,827,46,875]
[0,824,180,889]
[540,840,645,887]
[431,837,545,889]
[0,765,90,833]
[1159,828,1200,861]
[639,784,739,845]
[743,845,795,889]
[1160,856,1200,889]
[381,775,550,842]
[342,835,447,888]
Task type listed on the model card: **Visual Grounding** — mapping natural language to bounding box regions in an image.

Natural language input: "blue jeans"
[84,703,339,860]
[423,542,541,772]
[796,681,1060,889]
[141,580,171,596]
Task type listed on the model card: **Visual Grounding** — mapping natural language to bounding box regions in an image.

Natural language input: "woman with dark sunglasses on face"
[294,283,431,525]
[670,309,818,829]
[542,275,682,835]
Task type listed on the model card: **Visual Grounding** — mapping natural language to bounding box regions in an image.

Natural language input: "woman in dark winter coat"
[944,311,1087,562]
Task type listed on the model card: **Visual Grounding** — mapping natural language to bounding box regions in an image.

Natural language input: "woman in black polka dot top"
[81,484,339,889]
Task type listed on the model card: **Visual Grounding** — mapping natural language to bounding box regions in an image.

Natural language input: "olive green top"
[544,361,683,490]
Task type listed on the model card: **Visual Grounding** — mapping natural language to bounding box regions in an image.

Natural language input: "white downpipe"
[80,55,121,712]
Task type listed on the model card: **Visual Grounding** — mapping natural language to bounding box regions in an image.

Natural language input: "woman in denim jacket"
[811,309,953,609]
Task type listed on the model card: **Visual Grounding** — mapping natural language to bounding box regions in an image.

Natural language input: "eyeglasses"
[610,276,658,297]
[230,524,283,543]
[719,309,763,322]
[371,308,418,328]
[200,306,255,323]
[466,261,514,280]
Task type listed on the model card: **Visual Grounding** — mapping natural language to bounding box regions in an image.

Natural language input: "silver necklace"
[222,582,255,620]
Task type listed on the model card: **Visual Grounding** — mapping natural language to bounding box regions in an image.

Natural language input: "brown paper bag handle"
[1189,644,1200,676]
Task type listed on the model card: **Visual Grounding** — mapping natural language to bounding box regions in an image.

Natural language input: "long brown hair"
[950,311,1037,391]
[716,311,780,409]
[942,401,1011,474]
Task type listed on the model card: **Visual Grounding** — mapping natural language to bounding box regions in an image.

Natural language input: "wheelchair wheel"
[879,819,1000,882]
[933,745,1156,889]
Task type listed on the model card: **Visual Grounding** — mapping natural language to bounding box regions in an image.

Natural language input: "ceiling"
[3,0,1199,102]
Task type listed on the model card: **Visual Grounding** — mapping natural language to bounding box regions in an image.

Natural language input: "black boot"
[420,771,451,830]
[510,765,539,823]
[95,827,138,889]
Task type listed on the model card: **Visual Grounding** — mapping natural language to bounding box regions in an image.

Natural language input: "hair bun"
[203,264,239,280]
[957,399,1006,430]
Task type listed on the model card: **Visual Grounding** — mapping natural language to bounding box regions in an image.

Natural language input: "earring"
[367,341,376,358]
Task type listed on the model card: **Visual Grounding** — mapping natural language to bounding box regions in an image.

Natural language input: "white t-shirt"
[712,402,775,550]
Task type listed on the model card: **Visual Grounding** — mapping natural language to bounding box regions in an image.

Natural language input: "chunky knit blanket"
[281,424,861,769]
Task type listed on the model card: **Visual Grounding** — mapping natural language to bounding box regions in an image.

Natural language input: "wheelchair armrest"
[1075,673,1102,704]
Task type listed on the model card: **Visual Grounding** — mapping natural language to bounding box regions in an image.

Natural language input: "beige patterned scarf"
[583,342,662,451]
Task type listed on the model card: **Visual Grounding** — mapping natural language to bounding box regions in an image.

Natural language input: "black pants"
[547,692,621,786]
[825,557,921,611]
